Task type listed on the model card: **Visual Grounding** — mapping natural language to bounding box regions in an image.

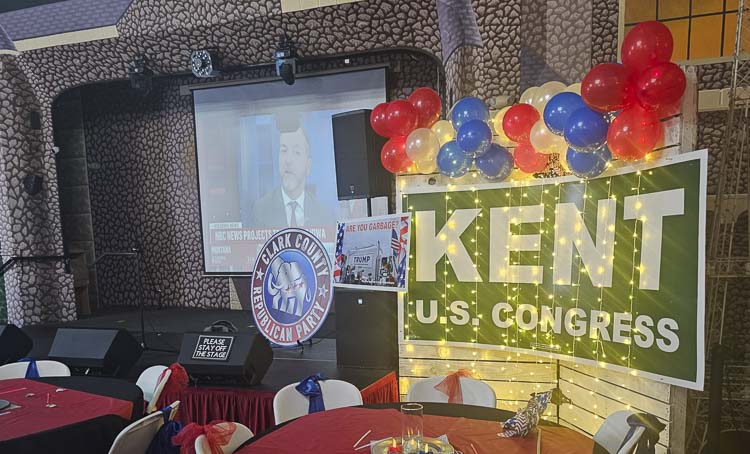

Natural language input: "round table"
[0,376,143,454]
[238,403,593,454]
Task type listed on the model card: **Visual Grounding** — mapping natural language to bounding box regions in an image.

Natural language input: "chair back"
[406,376,496,408]
[136,365,168,403]
[194,422,254,454]
[273,379,363,424]
[146,368,172,413]
[107,411,164,454]
[593,410,646,454]
[0,360,70,379]
[167,400,180,421]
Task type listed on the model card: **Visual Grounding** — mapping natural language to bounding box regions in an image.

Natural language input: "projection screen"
[193,68,387,274]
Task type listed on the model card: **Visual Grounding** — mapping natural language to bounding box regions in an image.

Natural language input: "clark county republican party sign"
[400,150,706,390]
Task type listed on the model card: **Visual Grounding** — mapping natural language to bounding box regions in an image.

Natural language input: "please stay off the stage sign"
[400,150,706,390]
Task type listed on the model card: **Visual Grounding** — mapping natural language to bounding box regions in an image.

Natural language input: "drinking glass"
[401,403,423,454]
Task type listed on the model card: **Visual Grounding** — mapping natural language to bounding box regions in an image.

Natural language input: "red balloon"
[581,63,636,112]
[409,87,442,128]
[652,100,681,119]
[514,142,550,173]
[607,105,662,162]
[381,136,412,173]
[636,62,686,110]
[621,21,673,72]
[385,100,418,137]
[370,102,392,137]
[502,104,540,143]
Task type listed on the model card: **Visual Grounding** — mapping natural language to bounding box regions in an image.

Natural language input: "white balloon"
[565,82,582,95]
[529,119,567,155]
[519,86,537,105]
[405,128,440,162]
[532,81,567,112]
[491,107,517,148]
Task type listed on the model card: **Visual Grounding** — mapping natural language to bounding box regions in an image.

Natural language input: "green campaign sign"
[401,150,706,390]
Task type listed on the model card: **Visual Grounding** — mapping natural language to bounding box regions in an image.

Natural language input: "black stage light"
[275,34,298,85]
[128,54,153,95]
[191,49,221,78]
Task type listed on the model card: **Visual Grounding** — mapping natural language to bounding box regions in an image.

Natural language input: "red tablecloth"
[0,378,134,441]
[157,372,399,435]
[238,407,594,454]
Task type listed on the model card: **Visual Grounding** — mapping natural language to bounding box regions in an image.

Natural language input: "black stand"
[95,249,177,354]
[296,338,314,354]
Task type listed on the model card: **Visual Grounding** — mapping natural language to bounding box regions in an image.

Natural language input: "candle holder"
[401,403,423,454]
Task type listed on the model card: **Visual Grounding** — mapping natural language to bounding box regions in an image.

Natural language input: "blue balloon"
[566,144,611,178]
[476,143,513,181]
[543,92,586,135]
[451,97,490,129]
[437,140,471,178]
[564,106,609,152]
[456,120,492,157]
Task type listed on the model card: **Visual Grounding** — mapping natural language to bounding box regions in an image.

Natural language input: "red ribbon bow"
[434,369,475,404]
[171,421,237,454]
[158,362,189,396]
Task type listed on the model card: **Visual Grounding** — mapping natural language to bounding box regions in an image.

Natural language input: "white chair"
[593,410,646,454]
[273,379,363,424]
[107,410,164,454]
[405,376,496,408]
[107,400,180,454]
[194,422,254,454]
[136,365,168,407]
[0,360,71,379]
[145,367,172,414]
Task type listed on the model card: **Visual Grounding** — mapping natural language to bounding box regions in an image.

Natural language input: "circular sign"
[250,228,333,346]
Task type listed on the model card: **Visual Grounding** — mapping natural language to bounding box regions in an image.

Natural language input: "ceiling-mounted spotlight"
[275,34,298,85]
[191,49,221,78]
[128,54,153,95]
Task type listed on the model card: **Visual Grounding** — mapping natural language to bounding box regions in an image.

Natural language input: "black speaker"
[177,333,272,385]
[0,324,33,365]
[48,328,143,377]
[332,109,392,200]
[335,290,398,369]
[22,174,43,195]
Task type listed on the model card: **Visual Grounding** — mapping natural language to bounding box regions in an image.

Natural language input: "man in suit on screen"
[249,126,332,228]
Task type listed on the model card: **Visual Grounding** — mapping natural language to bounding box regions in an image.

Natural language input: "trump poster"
[334,213,412,292]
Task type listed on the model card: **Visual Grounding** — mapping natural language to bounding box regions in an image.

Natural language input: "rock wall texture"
[0,0,741,332]
[0,56,75,325]
[74,50,438,309]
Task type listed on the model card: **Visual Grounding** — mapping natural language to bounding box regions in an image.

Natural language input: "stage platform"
[21,307,391,392]
[21,307,398,433]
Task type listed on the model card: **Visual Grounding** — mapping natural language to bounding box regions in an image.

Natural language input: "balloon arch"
[370,21,686,181]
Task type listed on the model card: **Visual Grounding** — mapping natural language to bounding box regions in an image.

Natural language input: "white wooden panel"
[399,376,557,401]
[561,363,671,402]
[400,358,556,382]
[560,367,670,419]
[559,381,670,441]
[400,343,555,363]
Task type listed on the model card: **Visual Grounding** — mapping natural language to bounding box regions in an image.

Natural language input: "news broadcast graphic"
[333,213,411,292]
[250,228,333,347]
[194,69,386,273]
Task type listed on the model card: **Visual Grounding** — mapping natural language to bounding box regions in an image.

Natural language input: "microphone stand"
[94,249,176,353]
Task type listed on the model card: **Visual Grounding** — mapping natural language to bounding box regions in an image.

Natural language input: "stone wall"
[67,50,439,309]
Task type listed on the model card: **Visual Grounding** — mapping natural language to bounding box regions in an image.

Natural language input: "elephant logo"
[267,256,313,317]
[251,228,333,347]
